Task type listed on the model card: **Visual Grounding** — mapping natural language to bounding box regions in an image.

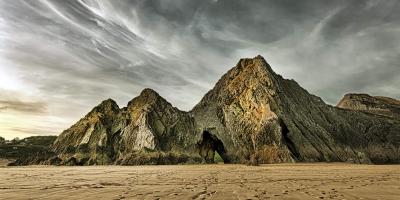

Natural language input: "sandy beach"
[0,163,399,200]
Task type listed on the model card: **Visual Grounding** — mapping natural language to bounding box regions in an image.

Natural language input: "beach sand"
[0,163,399,200]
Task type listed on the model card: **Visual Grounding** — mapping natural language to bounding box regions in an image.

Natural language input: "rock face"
[337,93,400,119]
[53,89,200,165]
[51,55,400,165]
[192,56,400,164]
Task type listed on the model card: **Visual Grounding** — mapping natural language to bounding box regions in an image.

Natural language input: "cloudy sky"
[0,0,399,140]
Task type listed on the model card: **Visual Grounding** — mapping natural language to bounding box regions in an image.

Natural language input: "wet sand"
[0,163,399,200]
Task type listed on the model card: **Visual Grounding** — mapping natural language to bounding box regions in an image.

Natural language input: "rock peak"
[140,88,160,98]
[343,93,370,98]
[234,55,275,76]
[88,98,119,116]
[98,98,118,108]
[337,93,400,118]
[254,54,267,61]
[127,88,168,109]
[102,98,117,104]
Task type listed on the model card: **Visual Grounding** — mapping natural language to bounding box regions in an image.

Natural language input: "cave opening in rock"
[279,119,300,160]
[198,131,230,163]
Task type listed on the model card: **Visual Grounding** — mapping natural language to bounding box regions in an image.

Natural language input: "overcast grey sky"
[0,0,399,139]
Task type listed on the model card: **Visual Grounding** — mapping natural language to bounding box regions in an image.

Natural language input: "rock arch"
[198,131,230,163]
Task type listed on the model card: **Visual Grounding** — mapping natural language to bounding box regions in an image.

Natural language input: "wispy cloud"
[0,0,399,139]
[0,100,47,114]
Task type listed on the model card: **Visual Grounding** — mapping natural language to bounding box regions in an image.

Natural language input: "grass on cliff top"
[0,136,57,160]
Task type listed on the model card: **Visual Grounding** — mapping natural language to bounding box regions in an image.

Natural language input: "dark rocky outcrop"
[192,56,400,164]
[0,136,58,166]
[52,89,200,165]
[28,55,400,165]
[337,93,400,119]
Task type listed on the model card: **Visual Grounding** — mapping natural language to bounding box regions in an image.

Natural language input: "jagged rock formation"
[49,55,400,165]
[192,56,400,164]
[337,93,400,119]
[53,89,200,165]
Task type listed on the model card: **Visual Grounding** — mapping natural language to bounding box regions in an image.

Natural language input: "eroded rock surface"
[337,93,400,119]
[191,56,400,164]
[48,55,400,165]
[53,89,199,165]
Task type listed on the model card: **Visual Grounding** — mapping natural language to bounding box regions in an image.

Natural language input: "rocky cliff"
[192,56,400,164]
[48,55,400,165]
[52,89,200,165]
[337,93,400,119]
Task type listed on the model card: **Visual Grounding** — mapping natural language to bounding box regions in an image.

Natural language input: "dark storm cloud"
[0,0,399,138]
